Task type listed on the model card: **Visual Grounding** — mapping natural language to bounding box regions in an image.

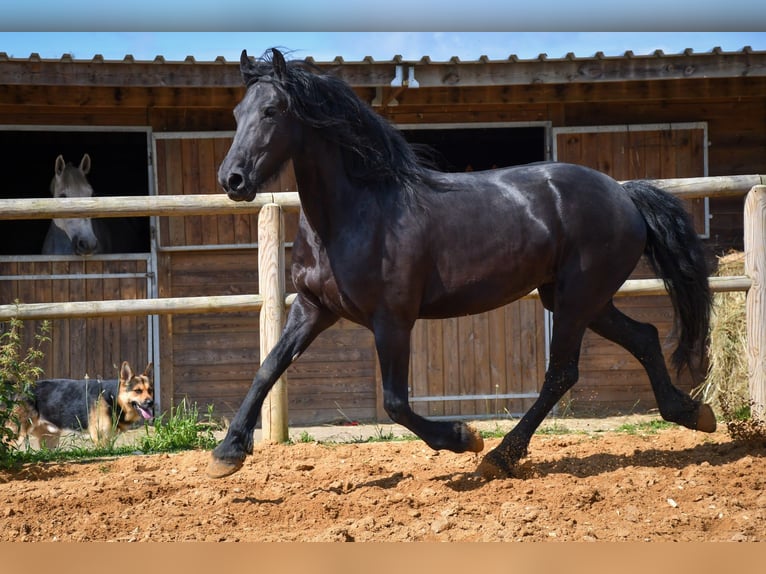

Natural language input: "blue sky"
[1,2,764,61]
[1,32,765,62]
[1,2,764,33]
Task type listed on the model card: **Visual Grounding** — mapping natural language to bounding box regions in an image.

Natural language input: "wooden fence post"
[745,185,766,420]
[258,203,288,442]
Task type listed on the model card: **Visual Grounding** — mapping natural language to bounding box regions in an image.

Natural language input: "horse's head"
[50,154,99,255]
[218,48,296,202]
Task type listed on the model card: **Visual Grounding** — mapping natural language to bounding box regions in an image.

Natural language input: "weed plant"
[0,317,50,467]
[139,400,219,452]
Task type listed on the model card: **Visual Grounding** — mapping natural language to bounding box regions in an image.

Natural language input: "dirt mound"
[2,426,765,542]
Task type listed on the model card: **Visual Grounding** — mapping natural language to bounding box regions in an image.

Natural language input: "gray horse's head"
[46,154,99,255]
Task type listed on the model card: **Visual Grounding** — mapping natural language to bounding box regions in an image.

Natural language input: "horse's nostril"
[227,172,244,191]
[74,236,97,255]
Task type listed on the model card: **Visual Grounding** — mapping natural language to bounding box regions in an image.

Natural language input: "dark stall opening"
[0,129,151,255]
[401,125,546,172]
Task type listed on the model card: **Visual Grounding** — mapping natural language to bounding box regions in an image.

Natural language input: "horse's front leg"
[207,296,338,478]
[374,318,484,453]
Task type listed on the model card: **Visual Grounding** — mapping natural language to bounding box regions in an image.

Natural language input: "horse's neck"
[42,219,110,255]
[42,222,73,255]
[292,144,362,239]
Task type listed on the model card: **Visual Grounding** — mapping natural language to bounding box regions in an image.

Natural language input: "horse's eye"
[263,106,278,118]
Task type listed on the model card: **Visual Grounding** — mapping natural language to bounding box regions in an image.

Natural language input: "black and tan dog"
[15,361,154,449]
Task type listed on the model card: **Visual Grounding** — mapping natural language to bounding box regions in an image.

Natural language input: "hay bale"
[697,251,750,418]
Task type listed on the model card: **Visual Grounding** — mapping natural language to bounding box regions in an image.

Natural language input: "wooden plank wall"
[0,258,150,381]
[162,250,377,423]
[547,97,763,256]
[156,135,259,416]
[156,137,258,248]
[554,126,705,411]
[408,300,546,419]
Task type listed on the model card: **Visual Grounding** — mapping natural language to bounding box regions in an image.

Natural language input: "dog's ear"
[119,361,134,385]
[142,362,154,380]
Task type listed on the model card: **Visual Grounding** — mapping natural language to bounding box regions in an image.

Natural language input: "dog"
[14,361,154,449]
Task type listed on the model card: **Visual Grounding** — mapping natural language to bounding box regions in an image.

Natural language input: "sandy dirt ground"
[1,416,765,542]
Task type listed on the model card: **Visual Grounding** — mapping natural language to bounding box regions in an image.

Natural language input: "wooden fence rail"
[0,192,301,219]
[0,276,751,321]
[2,174,766,430]
[0,174,762,220]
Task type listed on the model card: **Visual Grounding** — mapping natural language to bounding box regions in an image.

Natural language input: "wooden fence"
[1,173,766,433]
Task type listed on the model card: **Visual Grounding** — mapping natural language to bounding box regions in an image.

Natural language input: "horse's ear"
[271,48,287,80]
[240,49,257,84]
[79,153,91,175]
[55,155,66,177]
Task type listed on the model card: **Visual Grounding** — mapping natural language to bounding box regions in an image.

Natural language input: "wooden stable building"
[1,46,765,424]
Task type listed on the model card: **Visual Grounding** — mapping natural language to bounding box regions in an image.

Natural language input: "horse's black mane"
[248,49,428,194]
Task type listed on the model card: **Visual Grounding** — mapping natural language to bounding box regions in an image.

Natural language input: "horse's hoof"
[206,455,245,479]
[476,450,513,480]
[695,403,717,433]
[465,425,485,452]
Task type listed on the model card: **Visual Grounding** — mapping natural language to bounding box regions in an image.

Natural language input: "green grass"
[7,443,140,466]
[294,430,316,444]
[365,426,397,442]
[480,424,513,439]
[615,419,673,435]
[536,421,579,435]
[138,400,219,453]
[347,425,418,444]
[482,418,676,438]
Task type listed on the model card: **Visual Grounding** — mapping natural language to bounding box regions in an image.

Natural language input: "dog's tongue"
[137,405,153,421]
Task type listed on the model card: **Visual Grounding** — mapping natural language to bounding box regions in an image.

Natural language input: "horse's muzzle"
[72,234,98,256]
[226,189,257,202]
[219,169,257,202]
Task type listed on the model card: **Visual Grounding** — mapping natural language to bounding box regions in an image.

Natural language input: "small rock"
[431,518,452,534]
[522,509,539,522]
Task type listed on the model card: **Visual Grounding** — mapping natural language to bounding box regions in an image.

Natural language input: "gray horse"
[42,154,103,255]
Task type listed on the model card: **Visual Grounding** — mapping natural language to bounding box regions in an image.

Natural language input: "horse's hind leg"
[587,301,715,432]
[477,300,589,479]
[207,295,338,478]
[373,318,484,453]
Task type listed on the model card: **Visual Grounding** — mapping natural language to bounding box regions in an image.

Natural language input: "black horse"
[209,48,715,480]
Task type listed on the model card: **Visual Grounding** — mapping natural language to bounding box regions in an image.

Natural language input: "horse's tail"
[621,180,712,377]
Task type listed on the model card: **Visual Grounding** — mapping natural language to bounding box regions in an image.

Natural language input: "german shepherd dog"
[14,361,154,449]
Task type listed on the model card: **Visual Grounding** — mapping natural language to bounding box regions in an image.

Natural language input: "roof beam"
[0,50,763,89]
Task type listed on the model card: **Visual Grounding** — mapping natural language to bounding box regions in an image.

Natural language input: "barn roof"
[1,46,764,88]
